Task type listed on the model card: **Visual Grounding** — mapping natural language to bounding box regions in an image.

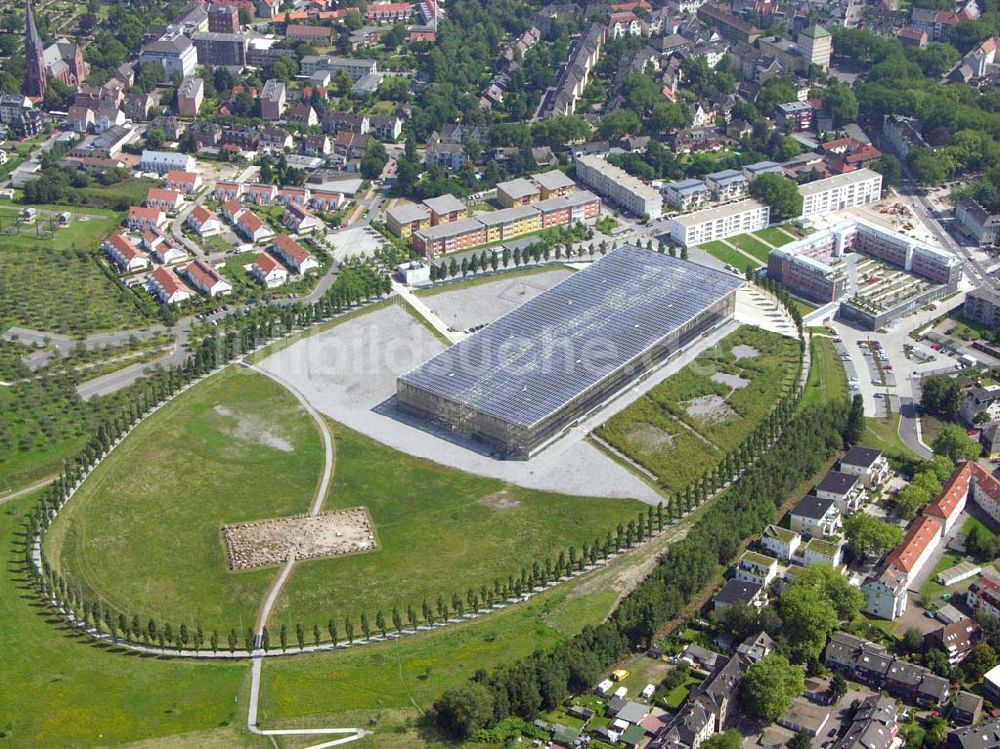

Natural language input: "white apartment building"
[141,149,196,174]
[799,168,882,219]
[669,199,770,247]
[862,565,908,620]
[574,154,662,219]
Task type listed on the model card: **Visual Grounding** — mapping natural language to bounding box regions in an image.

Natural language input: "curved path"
[243,362,364,748]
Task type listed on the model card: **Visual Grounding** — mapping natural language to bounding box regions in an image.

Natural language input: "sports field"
[44,366,645,634]
[596,326,800,493]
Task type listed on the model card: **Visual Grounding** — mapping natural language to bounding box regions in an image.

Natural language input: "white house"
[252,252,289,288]
[803,538,844,568]
[142,228,187,264]
[235,209,276,244]
[163,170,203,195]
[839,446,890,487]
[813,471,866,516]
[145,267,193,304]
[789,495,842,539]
[184,259,232,296]
[760,524,801,561]
[145,187,184,213]
[140,149,196,174]
[103,232,150,272]
[734,550,779,587]
[185,205,223,238]
[862,564,908,621]
[271,234,319,274]
[281,202,323,234]
[127,206,167,231]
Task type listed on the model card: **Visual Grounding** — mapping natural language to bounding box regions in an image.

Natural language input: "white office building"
[669,199,770,247]
[574,154,662,219]
[799,169,882,219]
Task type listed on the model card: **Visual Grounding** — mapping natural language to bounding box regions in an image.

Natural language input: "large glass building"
[397,246,743,458]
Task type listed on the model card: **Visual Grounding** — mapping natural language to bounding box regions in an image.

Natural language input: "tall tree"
[741,654,805,721]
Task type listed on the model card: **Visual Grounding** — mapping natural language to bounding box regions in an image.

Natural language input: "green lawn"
[755,227,797,248]
[0,204,152,335]
[269,422,644,630]
[663,676,700,709]
[698,240,761,273]
[45,368,327,633]
[727,233,772,263]
[45,366,645,634]
[791,298,818,316]
[864,414,919,462]
[0,492,253,749]
[597,326,800,493]
[802,336,848,408]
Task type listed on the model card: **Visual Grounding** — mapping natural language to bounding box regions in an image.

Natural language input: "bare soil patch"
[627,423,675,450]
[214,404,293,452]
[482,490,521,510]
[685,395,737,423]
[731,344,760,359]
[222,507,377,571]
[710,372,750,390]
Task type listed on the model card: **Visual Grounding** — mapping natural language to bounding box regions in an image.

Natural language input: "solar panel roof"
[398,245,744,430]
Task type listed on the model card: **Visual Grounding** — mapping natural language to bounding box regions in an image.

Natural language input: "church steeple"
[24,0,46,98]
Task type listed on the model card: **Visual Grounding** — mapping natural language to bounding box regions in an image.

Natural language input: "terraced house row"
[406,190,602,257]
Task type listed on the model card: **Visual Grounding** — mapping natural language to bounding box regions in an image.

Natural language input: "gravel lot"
[421,268,573,331]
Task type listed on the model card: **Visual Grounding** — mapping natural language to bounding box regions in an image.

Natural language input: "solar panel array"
[398,245,744,430]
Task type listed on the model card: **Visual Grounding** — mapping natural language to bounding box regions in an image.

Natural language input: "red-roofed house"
[221,199,246,223]
[279,186,310,206]
[185,205,223,238]
[103,232,150,272]
[143,228,188,264]
[887,515,942,583]
[163,170,203,195]
[127,206,166,231]
[968,576,1000,619]
[365,2,412,21]
[214,181,243,201]
[611,0,651,11]
[311,189,345,211]
[184,259,233,296]
[245,183,279,205]
[281,203,322,234]
[251,251,289,288]
[898,25,928,48]
[145,267,193,304]
[271,233,319,273]
[236,208,276,243]
[971,463,1000,525]
[286,24,332,42]
[145,187,184,213]
[925,462,972,533]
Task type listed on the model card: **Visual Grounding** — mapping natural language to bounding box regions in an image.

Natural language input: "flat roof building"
[397,246,742,458]
[669,199,770,247]
[575,154,662,219]
[799,169,882,219]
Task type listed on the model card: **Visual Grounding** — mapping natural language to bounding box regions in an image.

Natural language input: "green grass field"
[597,326,799,493]
[45,368,327,633]
[754,227,797,248]
[864,414,919,462]
[727,233,772,263]
[698,240,761,273]
[0,492,252,749]
[802,336,848,408]
[44,366,645,634]
[261,419,645,630]
[0,204,150,335]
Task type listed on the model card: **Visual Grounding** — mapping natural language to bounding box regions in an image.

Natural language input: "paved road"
[169,182,213,257]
